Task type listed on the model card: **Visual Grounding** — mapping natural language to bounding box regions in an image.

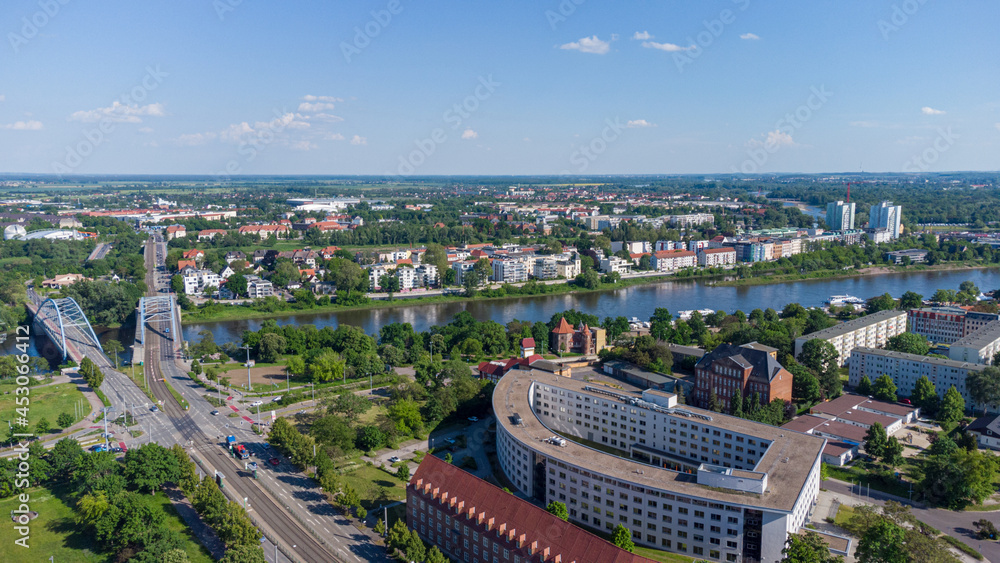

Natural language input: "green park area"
[0,482,214,563]
[0,380,88,435]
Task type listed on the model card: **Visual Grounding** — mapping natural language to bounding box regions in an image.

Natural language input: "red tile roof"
[702,247,736,254]
[522,338,536,348]
[552,317,574,334]
[410,455,657,563]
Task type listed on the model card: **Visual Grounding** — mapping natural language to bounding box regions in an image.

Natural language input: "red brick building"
[408,455,658,563]
[693,342,793,411]
[550,318,606,356]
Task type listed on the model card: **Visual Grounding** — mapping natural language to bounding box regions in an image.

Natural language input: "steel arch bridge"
[32,297,102,360]
[138,295,176,346]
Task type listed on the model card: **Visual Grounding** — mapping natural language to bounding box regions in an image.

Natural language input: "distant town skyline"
[1,1,997,175]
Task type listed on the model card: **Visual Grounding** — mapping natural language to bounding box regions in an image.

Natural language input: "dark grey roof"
[696,343,786,381]
[968,414,1000,435]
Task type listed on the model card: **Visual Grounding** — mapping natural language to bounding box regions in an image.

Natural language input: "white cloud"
[350,135,367,145]
[461,129,478,140]
[748,130,796,148]
[0,120,43,130]
[626,119,656,128]
[69,101,166,123]
[138,127,154,134]
[298,102,337,112]
[308,113,344,122]
[324,133,346,141]
[559,35,612,55]
[175,132,216,146]
[740,33,760,40]
[921,106,945,115]
[642,41,695,52]
[633,31,652,40]
[303,95,342,103]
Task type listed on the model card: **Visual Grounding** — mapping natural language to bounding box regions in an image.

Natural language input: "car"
[468,416,479,422]
[91,445,108,453]
[900,398,912,405]
[388,456,401,463]
[248,462,258,471]
[150,406,159,412]
[211,410,220,416]
[110,446,123,453]
[271,396,282,403]
[250,400,263,407]
[100,432,115,439]
[268,457,280,466]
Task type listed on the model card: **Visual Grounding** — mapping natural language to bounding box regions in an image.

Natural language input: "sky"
[1,0,998,176]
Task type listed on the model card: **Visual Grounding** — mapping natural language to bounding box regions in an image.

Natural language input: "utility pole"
[240,344,252,391]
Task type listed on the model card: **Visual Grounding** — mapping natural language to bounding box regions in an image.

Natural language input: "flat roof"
[951,320,1000,349]
[836,409,898,428]
[795,309,905,342]
[494,370,826,512]
[851,347,986,370]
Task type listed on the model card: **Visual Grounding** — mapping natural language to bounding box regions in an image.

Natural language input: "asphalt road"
[143,236,390,563]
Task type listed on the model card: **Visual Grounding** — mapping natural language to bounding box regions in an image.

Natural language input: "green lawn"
[0,380,88,435]
[0,482,213,563]
[339,464,408,511]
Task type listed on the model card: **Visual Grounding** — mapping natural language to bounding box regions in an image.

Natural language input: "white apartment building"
[245,276,273,299]
[182,269,221,295]
[869,201,902,239]
[655,240,683,251]
[849,347,988,410]
[698,248,737,267]
[651,250,697,271]
[368,264,390,291]
[793,309,907,366]
[600,256,632,275]
[415,264,438,287]
[494,370,825,563]
[689,240,710,252]
[533,257,558,280]
[612,241,651,254]
[492,259,529,284]
[396,266,418,290]
[669,213,715,228]
[950,320,1000,364]
[556,254,582,279]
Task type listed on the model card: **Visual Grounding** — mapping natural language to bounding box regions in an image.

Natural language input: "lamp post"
[240,344,252,391]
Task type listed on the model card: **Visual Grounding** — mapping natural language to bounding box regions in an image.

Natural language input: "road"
[87,242,112,261]
[141,235,389,563]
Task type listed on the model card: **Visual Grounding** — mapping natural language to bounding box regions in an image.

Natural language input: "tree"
[730,389,744,418]
[546,501,569,521]
[782,530,844,562]
[373,518,386,536]
[899,291,924,310]
[871,374,898,403]
[50,437,84,476]
[256,332,287,363]
[938,385,966,423]
[799,339,841,397]
[57,411,75,429]
[910,376,937,410]
[974,519,999,540]
[885,332,930,356]
[866,293,897,314]
[35,417,50,434]
[123,443,180,494]
[856,519,907,563]
[216,501,260,548]
[103,339,124,369]
[224,273,248,298]
[967,366,1000,415]
[170,274,184,294]
[649,308,674,342]
[426,546,449,563]
[882,437,904,467]
[789,362,822,404]
[405,529,426,562]
[219,544,266,563]
[920,448,999,509]
[857,375,872,396]
[864,422,888,459]
[396,463,410,482]
[328,393,371,422]
[611,524,635,553]
[94,491,166,552]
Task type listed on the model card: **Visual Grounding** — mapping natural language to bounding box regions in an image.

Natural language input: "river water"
[181,268,999,345]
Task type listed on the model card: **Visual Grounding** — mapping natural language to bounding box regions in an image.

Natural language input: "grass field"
[0,380,88,434]
[339,464,408,511]
[0,482,214,563]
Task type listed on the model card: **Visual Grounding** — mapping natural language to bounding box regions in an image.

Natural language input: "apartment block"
[493,259,530,284]
[949,320,1000,365]
[849,347,988,409]
[793,309,907,366]
[698,248,737,267]
[651,250,697,272]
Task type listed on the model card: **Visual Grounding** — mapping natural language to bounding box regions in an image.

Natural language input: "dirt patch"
[215,365,300,388]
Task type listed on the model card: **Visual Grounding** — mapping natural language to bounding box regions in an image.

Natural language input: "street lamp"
[240,344,252,391]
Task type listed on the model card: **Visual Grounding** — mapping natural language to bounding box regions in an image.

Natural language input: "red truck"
[234,444,250,459]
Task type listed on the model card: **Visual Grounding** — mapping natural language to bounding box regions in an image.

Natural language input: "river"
[181,267,998,345]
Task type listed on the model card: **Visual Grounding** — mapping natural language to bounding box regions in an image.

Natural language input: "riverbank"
[180,271,688,324]
[712,262,998,287]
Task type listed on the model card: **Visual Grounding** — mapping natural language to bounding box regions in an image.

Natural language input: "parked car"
[388,456,401,463]
[271,396,282,403]
[269,457,280,466]
[211,410,220,416]
[250,400,263,407]
[150,406,159,412]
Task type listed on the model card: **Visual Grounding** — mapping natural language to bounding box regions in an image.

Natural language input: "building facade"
[949,320,1000,364]
[848,347,987,409]
[494,370,825,563]
[698,248,737,267]
[793,309,907,366]
[825,201,855,231]
[550,318,606,356]
[869,201,902,238]
[693,343,793,411]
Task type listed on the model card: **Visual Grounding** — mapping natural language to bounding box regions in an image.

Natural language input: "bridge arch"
[33,297,101,360]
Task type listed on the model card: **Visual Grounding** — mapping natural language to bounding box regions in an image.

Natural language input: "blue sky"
[1,0,997,175]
